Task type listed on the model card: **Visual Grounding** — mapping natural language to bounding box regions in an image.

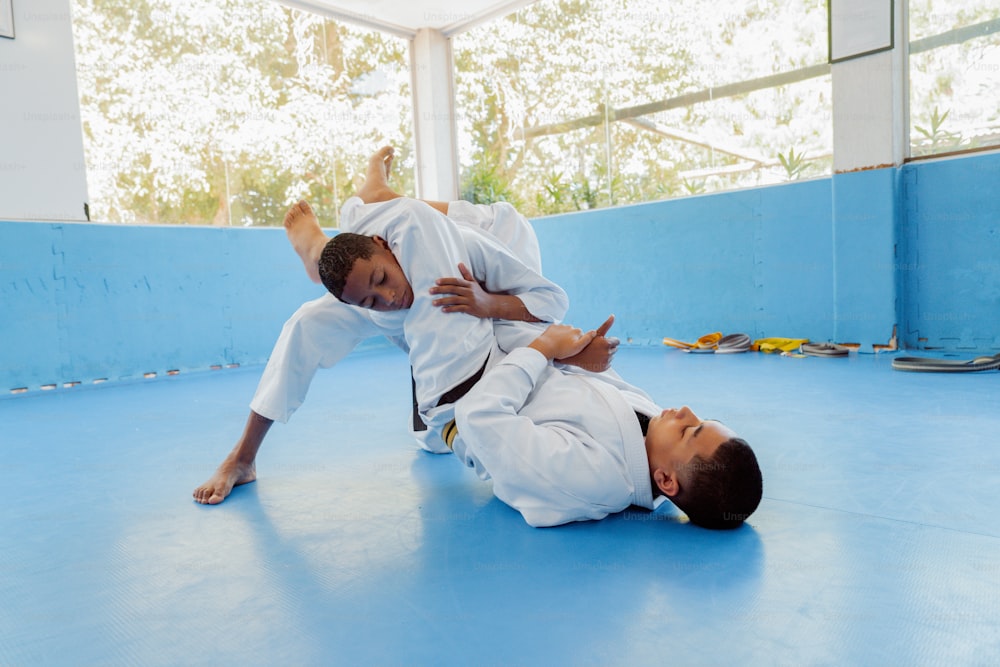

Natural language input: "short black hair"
[671,438,762,529]
[318,232,377,299]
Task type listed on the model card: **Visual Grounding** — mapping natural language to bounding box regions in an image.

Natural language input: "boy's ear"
[372,235,390,251]
[653,468,680,498]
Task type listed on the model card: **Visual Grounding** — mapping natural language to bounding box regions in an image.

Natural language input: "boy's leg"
[356,146,450,214]
[285,145,405,283]
[193,411,270,504]
[192,293,405,504]
[445,200,542,273]
[356,146,404,205]
[284,201,329,284]
[286,146,423,284]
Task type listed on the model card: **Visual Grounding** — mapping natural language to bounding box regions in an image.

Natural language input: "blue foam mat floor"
[2,346,999,666]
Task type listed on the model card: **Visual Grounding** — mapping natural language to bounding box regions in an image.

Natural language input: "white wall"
[0,0,88,221]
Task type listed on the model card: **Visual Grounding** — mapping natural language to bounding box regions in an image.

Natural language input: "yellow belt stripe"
[442,419,459,450]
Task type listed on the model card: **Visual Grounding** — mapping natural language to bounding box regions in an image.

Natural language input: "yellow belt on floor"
[752,337,809,355]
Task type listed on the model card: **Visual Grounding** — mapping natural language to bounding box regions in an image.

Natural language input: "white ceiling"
[278,0,539,38]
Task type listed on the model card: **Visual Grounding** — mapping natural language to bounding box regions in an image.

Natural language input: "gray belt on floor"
[891,353,1000,373]
[801,342,850,357]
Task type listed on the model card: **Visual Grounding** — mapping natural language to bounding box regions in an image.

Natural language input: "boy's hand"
[430,263,498,318]
[528,324,599,361]
[556,315,619,372]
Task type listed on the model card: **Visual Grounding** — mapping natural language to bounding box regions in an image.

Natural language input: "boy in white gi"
[193,148,614,505]
[453,323,764,529]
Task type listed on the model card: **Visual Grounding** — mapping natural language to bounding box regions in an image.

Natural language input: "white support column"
[828,0,907,350]
[410,28,459,202]
[831,0,908,171]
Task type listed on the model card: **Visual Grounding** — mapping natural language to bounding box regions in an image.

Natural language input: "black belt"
[437,358,489,407]
[410,357,490,432]
[437,359,491,450]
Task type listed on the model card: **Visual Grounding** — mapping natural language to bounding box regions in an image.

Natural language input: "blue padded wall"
[830,167,900,349]
[899,152,1000,351]
[532,178,838,346]
[3,151,998,396]
[1,223,64,386]
[1,222,325,393]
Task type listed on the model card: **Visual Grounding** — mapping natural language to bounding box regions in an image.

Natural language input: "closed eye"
[362,269,384,309]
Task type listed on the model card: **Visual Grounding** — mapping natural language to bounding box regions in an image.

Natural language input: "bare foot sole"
[283,200,329,284]
[193,461,257,505]
[357,146,402,205]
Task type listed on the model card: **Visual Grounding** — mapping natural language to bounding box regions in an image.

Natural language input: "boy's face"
[645,406,736,497]
[340,236,414,311]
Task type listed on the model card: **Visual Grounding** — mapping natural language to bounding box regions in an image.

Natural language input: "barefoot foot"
[283,200,329,283]
[356,146,403,204]
[374,145,394,181]
[193,459,257,505]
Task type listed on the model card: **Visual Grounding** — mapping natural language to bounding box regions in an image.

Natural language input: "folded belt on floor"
[801,342,850,357]
[892,353,1000,373]
[751,337,809,354]
[663,332,751,353]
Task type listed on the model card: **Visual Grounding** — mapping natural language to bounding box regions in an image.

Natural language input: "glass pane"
[71,0,413,226]
[454,0,831,215]
[638,77,833,197]
[909,0,1000,157]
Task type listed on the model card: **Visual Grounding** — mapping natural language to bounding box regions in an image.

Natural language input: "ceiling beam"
[275,0,417,39]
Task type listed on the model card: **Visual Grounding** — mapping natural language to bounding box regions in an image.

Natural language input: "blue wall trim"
[2,151,998,396]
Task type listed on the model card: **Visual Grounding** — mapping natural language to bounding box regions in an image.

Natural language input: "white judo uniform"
[249,196,568,452]
[454,347,662,528]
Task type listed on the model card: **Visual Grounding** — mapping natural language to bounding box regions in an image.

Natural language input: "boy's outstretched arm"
[193,410,272,504]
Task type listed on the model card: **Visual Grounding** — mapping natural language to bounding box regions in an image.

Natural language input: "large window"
[909,0,1000,158]
[71,0,414,226]
[453,0,832,216]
